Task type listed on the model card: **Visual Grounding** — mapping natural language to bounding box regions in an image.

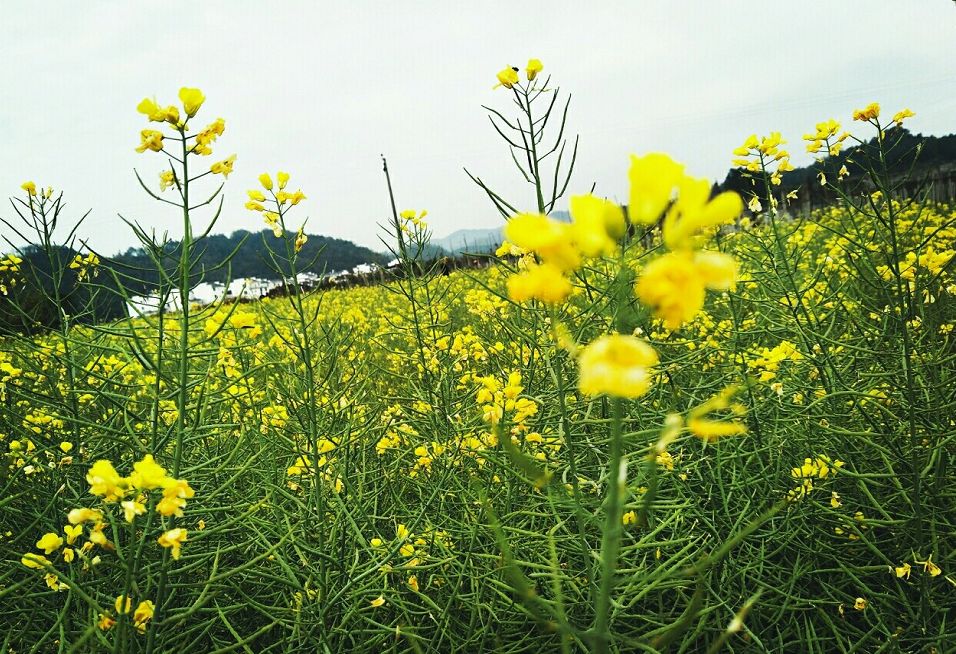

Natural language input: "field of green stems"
[1,64,953,653]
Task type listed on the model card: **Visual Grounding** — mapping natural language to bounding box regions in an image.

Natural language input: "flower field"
[1,70,954,653]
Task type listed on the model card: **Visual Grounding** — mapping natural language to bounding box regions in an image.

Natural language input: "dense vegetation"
[1,74,952,653]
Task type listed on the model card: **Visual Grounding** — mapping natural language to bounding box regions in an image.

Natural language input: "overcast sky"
[2,1,955,255]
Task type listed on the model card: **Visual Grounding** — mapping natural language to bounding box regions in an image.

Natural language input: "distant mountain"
[431,227,503,254]
[111,229,387,292]
[0,229,387,334]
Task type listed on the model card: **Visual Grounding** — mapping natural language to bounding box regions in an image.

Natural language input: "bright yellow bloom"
[494,67,519,89]
[135,129,164,154]
[627,153,684,225]
[622,510,637,525]
[36,532,64,554]
[122,499,147,523]
[115,595,132,615]
[21,553,51,569]
[370,595,386,607]
[157,528,188,560]
[526,58,543,81]
[259,173,274,191]
[892,108,915,125]
[64,524,83,545]
[179,87,205,117]
[295,228,308,253]
[505,213,580,271]
[210,154,237,178]
[852,102,880,122]
[137,98,180,124]
[87,460,127,501]
[277,171,290,189]
[67,508,103,525]
[915,555,942,577]
[407,575,420,592]
[895,562,911,579]
[97,614,115,630]
[854,597,867,610]
[21,181,37,196]
[636,250,735,329]
[662,176,742,251]
[157,478,195,517]
[247,189,266,202]
[569,194,625,257]
[507,263,572,305]
[130,455,167,490]
[133,600,155,633]
[159,170,176,191]
[578,334,658,398]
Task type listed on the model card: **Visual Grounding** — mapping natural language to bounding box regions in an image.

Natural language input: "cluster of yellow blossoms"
[69,252,100,281]
[0,253,22,295]
[786,455,844,502]
[135,87,236,180]
[245,171,307,241]
[733,132,796,189]
[494,58,543,89]
[20,455,192,633]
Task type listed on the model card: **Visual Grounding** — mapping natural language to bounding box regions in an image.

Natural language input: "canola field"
[1,75,954,653]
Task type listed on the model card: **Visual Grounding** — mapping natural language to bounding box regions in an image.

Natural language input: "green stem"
[592,397,625,653]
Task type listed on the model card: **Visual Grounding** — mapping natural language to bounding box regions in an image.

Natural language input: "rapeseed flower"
[577,334,658,399]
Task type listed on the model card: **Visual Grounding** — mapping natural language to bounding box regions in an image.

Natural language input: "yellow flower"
[294,228,308,253]
[135,129,164,154]
[526,58,543,81]
[21,181,37,197]
[122,499,147,523]
[36,532,64,555]
[179,87,205,117]
[133,600,155,633]
[569,194,625,257]
[407,575,419,592]
[130,454,167,490]
[277,171,290,189]
[210,154,237,178]
[136,98,179,123]
[892,108,915,125]
[853,597,867,611]
[21,553,51,569]
[661,176,742,251]
[915,555,942,577]
[507,263,572,305]
[159,170,176,191]
[578,334,658,399]
[97,614,115,630]
[627,153,684,225]
[86,460,127,501]
[157,528,188,560]
[622,510,637,525]
[67,508,103,525]
[259,173,274,191]
[59,441,73,453]
[494,67,519,89]
[247,189,266,202]
[370,537,384,548]
[635,251,736,329]
[157,478,195,517]
[895,562,911,579]
[852,102,880,122]
[115,595,132,615]
[370,595,386,608]
[62,548,75,563]
[505,213,580,271]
